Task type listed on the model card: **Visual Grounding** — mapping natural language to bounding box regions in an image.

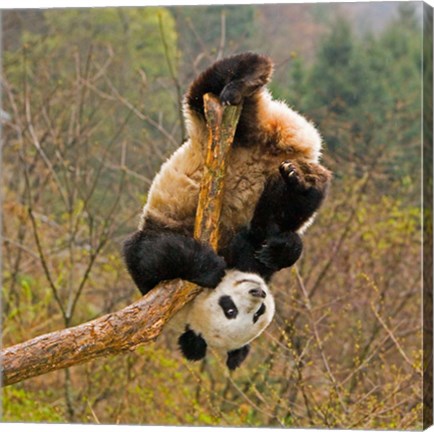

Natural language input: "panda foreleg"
[222,165,313,278]
[178,326,207,361]
[123,229,226,295]
[223,228,303,281]
[221,228,277,281]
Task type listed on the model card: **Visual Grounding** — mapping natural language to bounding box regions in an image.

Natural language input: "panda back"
[139,140,204,232]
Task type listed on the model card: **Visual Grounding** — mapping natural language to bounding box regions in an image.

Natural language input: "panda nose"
[249,288,266,298]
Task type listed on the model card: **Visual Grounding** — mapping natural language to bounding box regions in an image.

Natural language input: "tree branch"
[1,93,242,387]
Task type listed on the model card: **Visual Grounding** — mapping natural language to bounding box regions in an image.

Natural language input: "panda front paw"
[226,345,250,370]
[190,265,226,289]
[186,241,227,288]
[189,252,227,289]
[256,232,303,271]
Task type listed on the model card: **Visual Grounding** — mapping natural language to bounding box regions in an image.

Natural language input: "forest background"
[1,2,430,429]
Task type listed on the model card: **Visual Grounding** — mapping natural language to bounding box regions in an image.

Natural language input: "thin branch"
[24,93,69,208]
[21,151,67,321]
[99,74,179,148]
[294,266,347,415]
[370,302,422,375]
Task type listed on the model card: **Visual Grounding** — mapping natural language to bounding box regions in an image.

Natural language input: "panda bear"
[168,269,275,370]
[123,51,332,294]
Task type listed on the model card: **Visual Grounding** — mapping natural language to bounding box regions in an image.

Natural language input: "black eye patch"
[219,295,238,319]
[253,303,266,323]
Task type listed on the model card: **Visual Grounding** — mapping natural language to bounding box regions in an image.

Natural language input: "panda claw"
[279,161,295,175]
[279,161,302,187]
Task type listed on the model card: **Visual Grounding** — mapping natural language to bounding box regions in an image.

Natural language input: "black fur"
[226,345,250,370]
[185,52,273,146]
[178,326,207,361]
[253,303,266,324]
[123,228,226,295]
[251,161,330,234]
[221,228,303,281]
[218,295,238,319]
[221,159,330,280]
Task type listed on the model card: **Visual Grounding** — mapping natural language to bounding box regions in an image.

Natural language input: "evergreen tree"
[290,7,422,197]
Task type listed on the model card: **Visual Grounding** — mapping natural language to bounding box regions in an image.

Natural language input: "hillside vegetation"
[2,4,426,428]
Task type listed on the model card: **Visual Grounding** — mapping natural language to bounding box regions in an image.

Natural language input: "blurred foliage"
[1,2,426,429]
[278,5,422,196]
[3,387,65,423]
[173,5,255,60]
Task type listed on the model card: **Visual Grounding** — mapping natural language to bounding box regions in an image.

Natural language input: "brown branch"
[1,93,242,387]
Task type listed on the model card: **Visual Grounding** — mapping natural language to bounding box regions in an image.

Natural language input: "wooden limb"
[195,93,242,247]
[1,94,242,387]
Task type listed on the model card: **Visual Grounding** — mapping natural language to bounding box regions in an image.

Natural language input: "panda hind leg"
[250,161,331,234]
[123,229,226,295]
[185,52,273,116]
[276,160,331,232]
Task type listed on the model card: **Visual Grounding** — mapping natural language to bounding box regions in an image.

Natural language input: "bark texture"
[1,94,242,386]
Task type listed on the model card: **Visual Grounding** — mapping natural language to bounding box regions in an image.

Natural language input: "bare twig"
[294,266,347,415]
[21,151,67,321]
[370,302,422,375]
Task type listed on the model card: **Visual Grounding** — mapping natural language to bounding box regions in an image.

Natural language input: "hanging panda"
[169,270,275,370]
[123,52,331,369]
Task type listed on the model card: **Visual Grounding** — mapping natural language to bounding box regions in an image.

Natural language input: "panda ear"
[178,327,207,361]
[226,344,251,370]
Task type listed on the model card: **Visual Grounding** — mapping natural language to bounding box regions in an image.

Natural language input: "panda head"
[177,270,275,370]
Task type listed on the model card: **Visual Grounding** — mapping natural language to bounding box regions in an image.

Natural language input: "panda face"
[185,270,275,352]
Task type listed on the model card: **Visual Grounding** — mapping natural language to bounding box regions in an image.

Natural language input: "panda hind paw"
[279,161,303,189]
[219,82,243,106]
[256,233,303,270]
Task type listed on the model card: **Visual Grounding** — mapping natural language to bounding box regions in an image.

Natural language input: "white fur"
[169,270,275,352]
